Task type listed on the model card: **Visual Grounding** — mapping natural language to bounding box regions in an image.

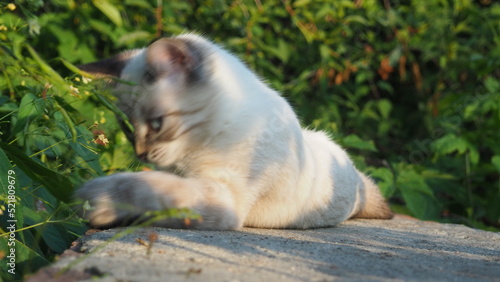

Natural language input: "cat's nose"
[137,152,148,161]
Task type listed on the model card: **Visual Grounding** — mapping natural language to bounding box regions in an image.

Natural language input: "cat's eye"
[148,116,163,132]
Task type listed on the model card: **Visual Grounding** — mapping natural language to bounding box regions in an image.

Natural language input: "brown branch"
[156,0,163,38]
[355,0,363,8]
[383,0,391,10]
[254,0,263,12]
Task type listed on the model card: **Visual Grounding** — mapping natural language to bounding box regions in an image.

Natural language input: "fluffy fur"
[76,34,393,230]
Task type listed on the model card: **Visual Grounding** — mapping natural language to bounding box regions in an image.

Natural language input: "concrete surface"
[28,216,500,282]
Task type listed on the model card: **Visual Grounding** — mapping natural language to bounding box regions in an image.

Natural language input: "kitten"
[76,34,393,230]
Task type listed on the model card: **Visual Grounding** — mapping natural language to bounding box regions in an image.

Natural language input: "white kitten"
[76,34,392,230]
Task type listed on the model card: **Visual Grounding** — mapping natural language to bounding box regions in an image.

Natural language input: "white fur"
[76,34,389,230]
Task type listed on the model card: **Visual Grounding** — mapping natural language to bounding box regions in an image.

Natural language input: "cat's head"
[79,35,220,167]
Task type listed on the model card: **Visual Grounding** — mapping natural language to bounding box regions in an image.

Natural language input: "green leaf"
[492,155,500,172]
[421,170,455,180]
[117,31,152,47]
[25,44,68,90]
[125,0,153,9]
[95,93,134,133]
[400,188,439,220]
[342,134,378,152]
[0,147,13,195]
[276,39,291,64]
[484,77,499,93]
[398,170,434,196]
[294,0,312,8]
[434,134,468,155]
[69,125,104,176]
[22,208,74,253]
[397,170,439,219]
[377,99,392,119]
[468,146,479,166]
[59,57,90,76]
[388,46,402,66]
[0,149,26,242]
[11,93,44,136]
[53,100,77,142]
[0,143,73,202]
[52,96,85,125]
[93,0,123,27]
[0,102,18,113]
[344,15,368,25]
[0,232,50,280]
[377,81,394,94]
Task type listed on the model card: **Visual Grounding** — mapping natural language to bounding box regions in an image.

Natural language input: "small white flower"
[82,76,92,84]
[94,134,109,145]
[70,85,80,94]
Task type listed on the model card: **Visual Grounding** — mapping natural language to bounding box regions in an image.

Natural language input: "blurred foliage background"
[1,0,499,279]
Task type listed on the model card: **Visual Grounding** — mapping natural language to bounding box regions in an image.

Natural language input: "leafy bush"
[1,0,499,279]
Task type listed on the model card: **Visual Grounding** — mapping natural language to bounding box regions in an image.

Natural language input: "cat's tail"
[352,173,394,219]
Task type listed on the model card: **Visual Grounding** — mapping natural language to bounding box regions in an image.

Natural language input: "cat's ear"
[145,38,200,81]
[78,50,141,78]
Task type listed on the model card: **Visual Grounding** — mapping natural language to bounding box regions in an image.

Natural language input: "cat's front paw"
[75,173,167,228]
